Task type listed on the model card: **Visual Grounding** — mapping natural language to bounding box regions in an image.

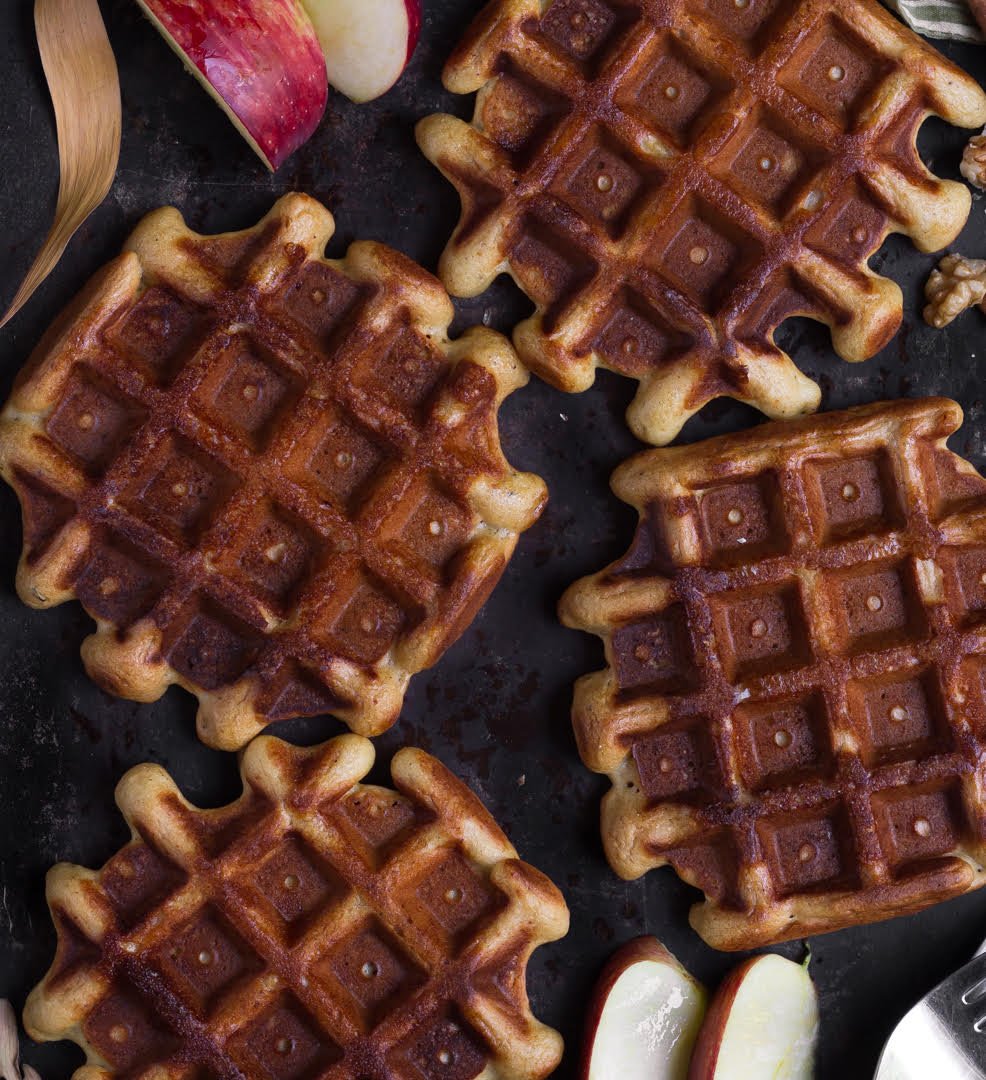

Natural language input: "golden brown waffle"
[0,194,547,749]
[561,398,986,949]
[24,734,569,1080]
[417,0,986,446]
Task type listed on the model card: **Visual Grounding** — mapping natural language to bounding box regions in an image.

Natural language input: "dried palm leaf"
[2,0,121,328]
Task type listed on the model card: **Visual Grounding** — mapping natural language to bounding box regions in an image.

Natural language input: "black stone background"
[2,1,986,1076]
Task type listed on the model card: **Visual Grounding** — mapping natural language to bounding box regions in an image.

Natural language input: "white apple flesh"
[300,0,422,103]
[581,938,707,1080]
[688,954,819,1080]
[135,0,328,171]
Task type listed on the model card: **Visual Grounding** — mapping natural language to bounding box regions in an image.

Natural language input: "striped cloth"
[883,0,984,41]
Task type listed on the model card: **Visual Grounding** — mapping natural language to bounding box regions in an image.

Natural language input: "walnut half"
[962,129,986,190]
[924,253,986,329]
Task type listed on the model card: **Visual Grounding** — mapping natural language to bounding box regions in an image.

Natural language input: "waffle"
[23,734,570,1080]
[417,0,986,446]
[0,194,547,749]
[560,398,986,950]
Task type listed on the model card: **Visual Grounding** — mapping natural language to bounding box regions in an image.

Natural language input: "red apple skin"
[404,0,422,67]
[580,937,686,1080]
[137,0,328,170]
[687,958,757,1080]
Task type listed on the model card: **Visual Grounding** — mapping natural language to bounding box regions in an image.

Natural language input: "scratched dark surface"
[2,1,986,1077]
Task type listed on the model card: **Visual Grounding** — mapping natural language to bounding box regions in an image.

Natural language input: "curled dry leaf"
[0,1000,40,1080]
[1,0,121,329]
[0,1002,15,1080]
[925,253,986,328]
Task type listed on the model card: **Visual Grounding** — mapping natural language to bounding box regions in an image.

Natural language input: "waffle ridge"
[23,734,570,1080]
[561,398,986,949]
[418,0,986,445]
[0,194,547,748]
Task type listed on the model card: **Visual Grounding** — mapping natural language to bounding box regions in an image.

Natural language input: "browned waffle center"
[418,0,986,444]
[24,737,569,1080]
[0,195,546,748]
[561,399,986,948]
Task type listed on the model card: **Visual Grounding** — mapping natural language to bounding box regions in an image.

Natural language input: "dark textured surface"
[1,1,986,1077]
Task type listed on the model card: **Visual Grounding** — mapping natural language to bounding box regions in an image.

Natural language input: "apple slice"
[581,937,707,1080]
[300,0,422,104]
[688,954,819,1080]
[135,0,328,171]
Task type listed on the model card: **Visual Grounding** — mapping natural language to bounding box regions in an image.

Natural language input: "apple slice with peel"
[300,0,422,103]
[135,0,328,170]
[581,937,707,1080]
[688,953,819,1080]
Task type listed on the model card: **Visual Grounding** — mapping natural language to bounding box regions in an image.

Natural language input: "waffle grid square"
[561,399,986,948]
[0,194,547,748]
[24,736,569,1080]
[417,0,986,445]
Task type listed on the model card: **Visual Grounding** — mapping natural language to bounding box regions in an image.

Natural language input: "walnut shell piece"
[961,130,986,190]
[924,253,986,329]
